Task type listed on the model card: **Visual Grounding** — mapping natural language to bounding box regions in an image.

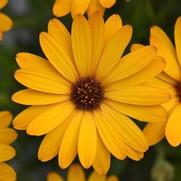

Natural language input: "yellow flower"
[135,17,181,147]
[47,164,119,181]
[53,0,116,17]
[0,111,17,181]
[0,0,13,40]
[12,13,169,174]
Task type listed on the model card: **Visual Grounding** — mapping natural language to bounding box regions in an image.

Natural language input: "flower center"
[175,83,181,99]
[71,77,104,110]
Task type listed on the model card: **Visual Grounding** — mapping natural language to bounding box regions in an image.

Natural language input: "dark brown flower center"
[71,77,104,110]
[175,83,181,99]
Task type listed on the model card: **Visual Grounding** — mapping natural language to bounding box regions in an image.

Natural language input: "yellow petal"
[27,101,74,136]
[150,26,181,81]
[104,100,167,122]
[87,0,104,15]
[102,46,157,85]
[48,19,74,63]
[166,103,181,146]
[59,111,83,168]
[0,163,16,181]
[13,105,53,130]
[163,97,179,111]
[126,146,144,161]
[93,135,110,174]
[53,0,72,17]
[104,14,122,45]
[72,15,92,76]
[130,43,144,51]
[67,164,85,181]
[100,104,148,152]
[88,12,104,74]
[88,172,106,181]
[105,56,165,88]
[40,32,77,82]
[175,16,181,67]
[99,0,116,8]
[105,85,170,106]
[14,69,70,94]
[12,89,69,105]
[71,0,91,16]
[0,13,13,32]
[144,122,166,146]
[0,111,12,128]
[38,118,70,162]
[0,0,8,9]
[78,112,97,168]
[107,176,119,181]
[0,144,15,162]
[96,25,132,80]
[47,172,64,181]
[94,109,126,160]
[0,128,17,144]
[158,72,177,85]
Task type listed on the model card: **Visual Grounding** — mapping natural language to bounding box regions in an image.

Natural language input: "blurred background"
[0,0,181,180]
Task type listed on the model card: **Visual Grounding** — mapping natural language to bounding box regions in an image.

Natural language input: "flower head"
[0,0,13,40]
[12,13,169,174]
[142,16,181,147]
[0,111,17,180]
[47,164,119,181]
[53,0,116,17]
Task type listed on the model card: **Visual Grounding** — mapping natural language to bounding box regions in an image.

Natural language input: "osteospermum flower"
[0,0,13,40]
[0,111,17,181]
[53,0,116,17]
[141,16,181,147]
[12,13,170,174]
[47,164,119,181]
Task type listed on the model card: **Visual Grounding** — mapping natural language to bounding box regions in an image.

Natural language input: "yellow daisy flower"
[141,16,181,147]
[47,164,119,181]
[0,0,13,40]
[53,0,116,17]
[0,111,17,181]
[12,13,170,174]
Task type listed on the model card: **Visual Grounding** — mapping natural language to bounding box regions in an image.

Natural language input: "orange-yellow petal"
[0,163,16,181]
[0,128,17,145]
[0,144,16,162]
[0,111,12,128]
[88,171,106,181]
[99,0,116,8]
[47,172,64,181]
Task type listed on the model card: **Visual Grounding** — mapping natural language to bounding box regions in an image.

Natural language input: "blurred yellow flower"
[47,164,119,181]
[0,0,13,40]
[0,111,17,181]
[142,17,181,147]
[12,13,169,174]
[53,0,116,17]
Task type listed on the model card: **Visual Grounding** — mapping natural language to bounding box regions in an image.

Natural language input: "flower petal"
[88,172,106,181]
[93,135,110,174]
[89,12,104,74]
[105,85,170,106]
[27,101,74,136]
[87,0,104,15]
[99,0,116,8]
[0,0,8,8]
[144,122,166,146]
[59,111,83,168]
[0,144,15,162]
[12,89,69,105]
[78,112,97,168]
[40,32,77,82]
[71,0,91,16]
[94,109,126,160]
[53,0,72,17]
[72,15,92,76]
[126,146,144,161]
[166,103,181,146]
[38,118,70,162]
[0,13,13,32]
[0,128,17,145]
[0,163,16,181]
[96,25,132,80]
[150,26,181,81]
[104,14,122,45]
[104,100,167,122]
[68,164,85,181]
[105,56,165,88]
[0,111,12,128]
[47,172,64,181]
[100,104,148,152]
[102,46,157,85]
[107,176,119,181]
